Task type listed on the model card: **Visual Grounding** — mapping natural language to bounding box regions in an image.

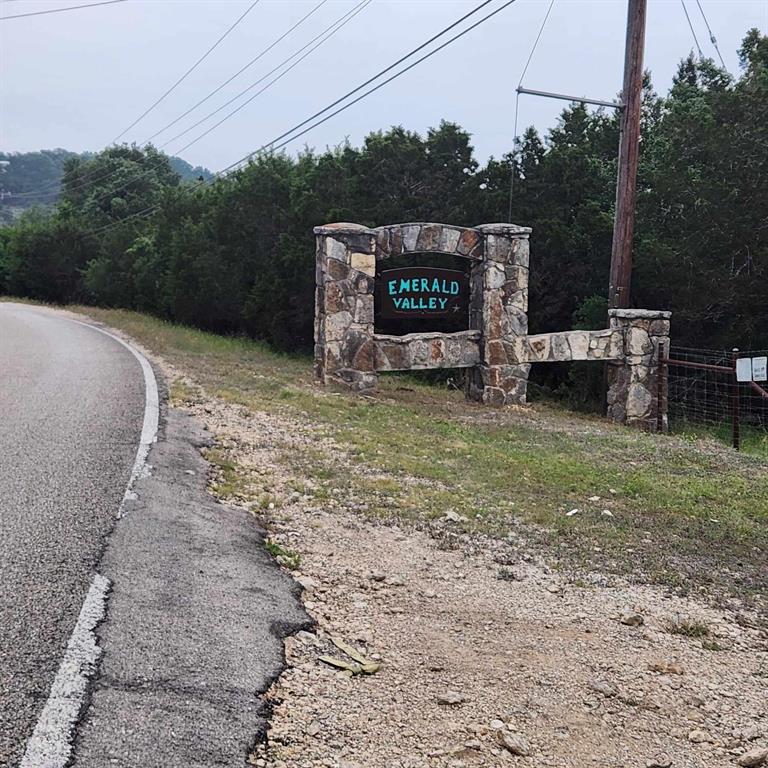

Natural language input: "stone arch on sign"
[314,221,532,405]
[314,221,671,430]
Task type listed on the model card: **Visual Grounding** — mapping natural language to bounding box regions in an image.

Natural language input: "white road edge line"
[20,316,159,768]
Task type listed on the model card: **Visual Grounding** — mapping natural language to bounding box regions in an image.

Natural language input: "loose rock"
[437,691,466,706]
[620,610,644,627]
[588,679,617,698]
[738,747,768,767]
[496,730,530,757]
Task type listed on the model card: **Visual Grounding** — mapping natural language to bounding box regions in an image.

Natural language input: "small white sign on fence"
[753,356,767,382]
[736,358,752,383]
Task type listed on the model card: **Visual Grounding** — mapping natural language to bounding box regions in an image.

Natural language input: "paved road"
[0,304,145,767]
[1,303,309,767]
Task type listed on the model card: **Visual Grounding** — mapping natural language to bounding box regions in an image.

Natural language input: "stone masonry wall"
[606,309,672,430]
[314,223,378,391]
[315,221,531,406]
[314,221,670,431]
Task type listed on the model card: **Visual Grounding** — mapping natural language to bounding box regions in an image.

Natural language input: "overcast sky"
[1,0,766,172]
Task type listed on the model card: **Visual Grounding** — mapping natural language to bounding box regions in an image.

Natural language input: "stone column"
[314,223,378,392]
[606,309,671,430]
[467,223,532,405]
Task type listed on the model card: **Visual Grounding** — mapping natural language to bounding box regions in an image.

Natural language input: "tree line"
[1,31,765,378]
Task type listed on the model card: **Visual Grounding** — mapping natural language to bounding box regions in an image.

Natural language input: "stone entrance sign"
[314,221,671,430]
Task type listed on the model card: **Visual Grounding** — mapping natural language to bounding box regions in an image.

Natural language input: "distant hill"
[0,149,213,222]
[168,156,214,184]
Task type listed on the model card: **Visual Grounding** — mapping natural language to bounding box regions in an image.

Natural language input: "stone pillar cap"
[474,223,532,235]
[313,222,374,235]
[609,309,672,320]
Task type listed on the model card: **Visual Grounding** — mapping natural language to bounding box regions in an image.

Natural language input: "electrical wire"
[212,0,500,174]
[14,0,327,199]
[84,0,518,235]
[0,0,127,21]
[142,0,330,145]
[78,0,494,209]
[508,0,555,222]
[680,0,704,58]
[693,0,728,72]
[158,0,368,149]
[517,0,555,90]
[258,0,520,163]
[90,0,371,206]
[111,0,262,142]
[168,0,372,157]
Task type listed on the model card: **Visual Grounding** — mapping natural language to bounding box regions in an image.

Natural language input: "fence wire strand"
[666,345,768,432]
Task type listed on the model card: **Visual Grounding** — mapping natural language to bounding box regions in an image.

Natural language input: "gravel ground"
[160,376,767,768]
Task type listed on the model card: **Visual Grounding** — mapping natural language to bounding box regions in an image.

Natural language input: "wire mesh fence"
[664,345,768,446]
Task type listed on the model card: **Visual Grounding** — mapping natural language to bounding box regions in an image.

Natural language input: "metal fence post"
[732,348,741,451]
[657,338,667,433]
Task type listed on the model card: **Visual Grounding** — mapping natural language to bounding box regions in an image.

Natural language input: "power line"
[112,0,262,142]
[157,0,370,149]
[509,0,555,222]
[517,0,555,89]
[257,0,519,162]
[216,0,498,173]
[85,0,517,235]
[693,0,728,72]
[0,0,127,21]
[77,0,494,208]
[88,0,371,205]
[142,0,330,145]
[168,0,374,157]
[680,0,704,58]
[15,0,328,199]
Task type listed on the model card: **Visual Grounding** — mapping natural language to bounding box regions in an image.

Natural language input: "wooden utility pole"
[608,0,647,309]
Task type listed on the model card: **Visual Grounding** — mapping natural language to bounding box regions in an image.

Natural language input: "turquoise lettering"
[388,280,397,296]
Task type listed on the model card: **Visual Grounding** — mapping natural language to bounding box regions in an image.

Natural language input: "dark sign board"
[378,266,469,320]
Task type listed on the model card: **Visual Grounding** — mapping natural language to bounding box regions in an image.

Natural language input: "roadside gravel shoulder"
[172,385,767,768]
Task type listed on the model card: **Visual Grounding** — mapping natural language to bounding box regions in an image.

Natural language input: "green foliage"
[1,30,766,385]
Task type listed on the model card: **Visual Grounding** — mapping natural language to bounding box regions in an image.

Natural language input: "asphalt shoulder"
[70,407,310,767]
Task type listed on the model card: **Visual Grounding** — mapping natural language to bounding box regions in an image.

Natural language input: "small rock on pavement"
[437,691,466,706]
[688,730,711,743]
[296,575,319,593]
[496,730,530,757]
[646,756,672,768]
[620,609,644,627]
[737,747,768,767]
